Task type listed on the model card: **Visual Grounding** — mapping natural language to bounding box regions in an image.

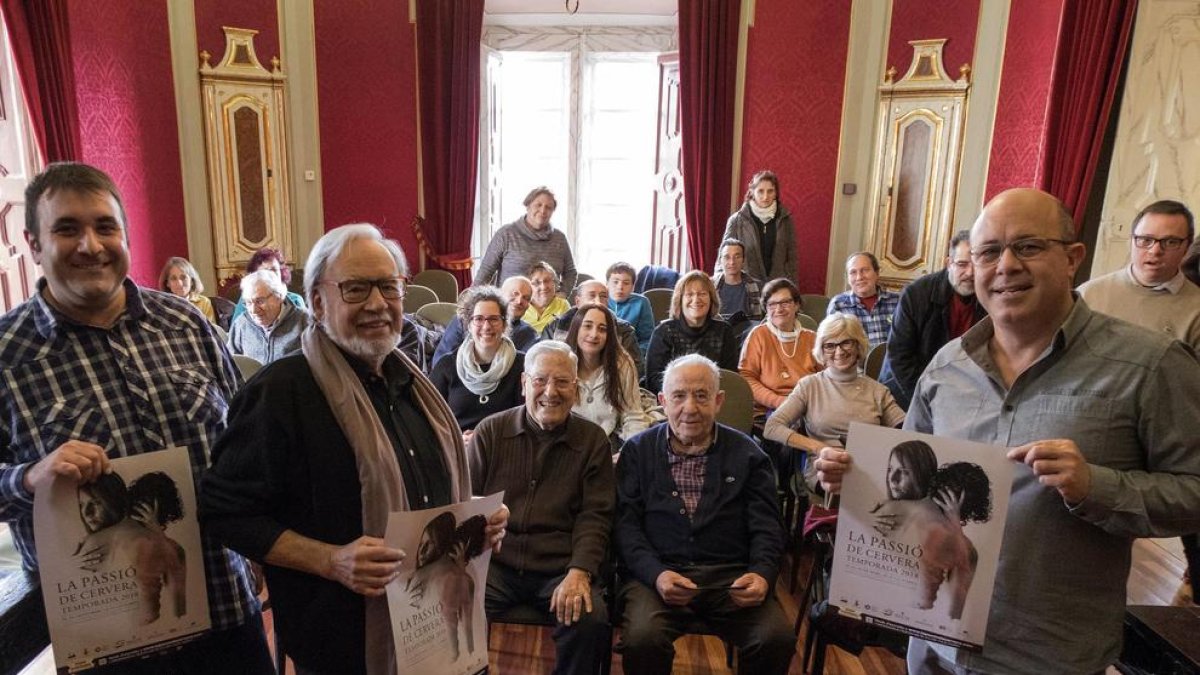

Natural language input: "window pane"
[497,53,570,230]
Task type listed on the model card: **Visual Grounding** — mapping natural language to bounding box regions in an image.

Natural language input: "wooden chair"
[716,369,754,435]
[864,342,887,380]
[644,288,673,324]
[415,302,458,328]
[404,283,438,312]
[801,294,830,320]
[412,269,459,303]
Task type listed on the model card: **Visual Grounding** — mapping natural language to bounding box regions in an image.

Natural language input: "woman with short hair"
[431,286,525,440]
[564,303,647,449]
[738,277,820,421]
[643,270,740,393]
[473,186,578,292]
[231,247,307,321]
[522,261,571,334]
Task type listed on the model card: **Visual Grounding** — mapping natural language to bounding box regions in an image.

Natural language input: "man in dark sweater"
[468,341,615,675]
[879,230,987,408]
[615,354,793,675]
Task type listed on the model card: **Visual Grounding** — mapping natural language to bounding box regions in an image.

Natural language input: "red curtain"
[0,0,80,162]
[412,0,484,288]
[678,0,741,271]
[1040,0,1137,232]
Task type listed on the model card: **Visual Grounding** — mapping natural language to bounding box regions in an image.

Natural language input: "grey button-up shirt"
[907,297,1200,674]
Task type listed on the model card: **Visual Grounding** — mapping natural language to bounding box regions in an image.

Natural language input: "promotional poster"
[828,423,1014,650]
[385,492,504,675]
[34,447,210,672]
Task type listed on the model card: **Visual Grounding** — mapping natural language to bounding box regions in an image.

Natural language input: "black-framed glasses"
[1132,235,1187,251]
[766,299,796,310]
[970,237,1071,267]
[821,339,857,354]
[323,278,406,303]
[470,315,504,327]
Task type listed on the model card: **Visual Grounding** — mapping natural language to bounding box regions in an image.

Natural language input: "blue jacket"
[615,423,784,589]
[610,293,655,355]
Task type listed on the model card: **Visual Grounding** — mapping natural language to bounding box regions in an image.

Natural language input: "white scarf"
[456,336,517,396]
[764,319,799,343]
[750,200,777,222]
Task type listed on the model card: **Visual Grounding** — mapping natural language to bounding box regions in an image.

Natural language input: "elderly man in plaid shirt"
[0,163,273,673]
[827,251,900,348]
[614,354,793,675]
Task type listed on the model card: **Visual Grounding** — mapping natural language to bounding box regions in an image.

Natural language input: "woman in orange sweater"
[738,278,821,424]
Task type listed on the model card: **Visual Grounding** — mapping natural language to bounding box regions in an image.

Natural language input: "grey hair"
[304,223,409,306]
[662,353,720,392]
[240,269,287,299]
[813,312,870,366]
[524,340,578,372]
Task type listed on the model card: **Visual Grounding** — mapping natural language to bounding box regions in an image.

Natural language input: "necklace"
[774,327,798,378]
[479,394,489,404]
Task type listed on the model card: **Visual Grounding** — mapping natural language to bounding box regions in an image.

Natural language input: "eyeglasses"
[470,315,503,327]
[969,238,1071,267]
[247,295,277,309]
[528,375,577,390]
[323,278,405,303]
[766,299,796,310]
[1132,235,1188,251]
[821,339,857,354]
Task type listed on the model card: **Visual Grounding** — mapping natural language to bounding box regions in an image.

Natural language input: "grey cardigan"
[474,216,578,291]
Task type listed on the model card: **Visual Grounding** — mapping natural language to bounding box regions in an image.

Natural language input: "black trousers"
[88,610,274,675]
[616,564,794,675]
[485,563,610,675]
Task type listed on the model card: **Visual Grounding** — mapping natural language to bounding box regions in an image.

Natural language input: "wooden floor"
[480,538,1191,675]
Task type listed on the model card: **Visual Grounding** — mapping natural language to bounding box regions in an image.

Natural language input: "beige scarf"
[301,324,470,675]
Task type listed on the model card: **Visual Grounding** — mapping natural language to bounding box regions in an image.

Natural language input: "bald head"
[974,189,1074,243]
[575,280,609,306]
[500,275,533,319]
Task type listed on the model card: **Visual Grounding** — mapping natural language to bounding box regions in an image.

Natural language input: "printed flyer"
[385,492,504,675]
[34,447,210,671]
[828,423,1014,650]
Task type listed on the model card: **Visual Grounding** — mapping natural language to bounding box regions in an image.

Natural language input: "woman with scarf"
[716,170,797,283]
[431,286,526,443]
[738,278,821,424]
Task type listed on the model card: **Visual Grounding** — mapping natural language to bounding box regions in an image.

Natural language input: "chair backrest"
[797,313,818,331]
[404,284,438,311]
[865,342,887,380]
[411,269,459,303]
[415,301,459,328]
[801,294,830,321]
[645,288,673,324]
[717,368,755,434]
[231,354,263,381]
[209,296,235,332]
[575,272,594,286]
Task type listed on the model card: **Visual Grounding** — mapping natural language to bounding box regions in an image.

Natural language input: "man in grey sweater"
[228,270,308,365]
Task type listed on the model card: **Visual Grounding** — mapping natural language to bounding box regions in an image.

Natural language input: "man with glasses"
[1079,200,1200,603]
[227,269,309,365]
[814,188,1200,674]
[880,230,987,408]
[468,340,615,675]
[202,224,509,674]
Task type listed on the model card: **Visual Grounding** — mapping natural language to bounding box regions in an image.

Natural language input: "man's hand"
[23,441,110,493]
[1008,439,1092,505]
[655,570,698,606]
[728,572,769,608]
[486,504,510,553]
[326,536,404,597]
[814,447,852,495]
[549,568,592,625]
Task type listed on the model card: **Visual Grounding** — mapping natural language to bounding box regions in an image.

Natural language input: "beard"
[323,312,402,363]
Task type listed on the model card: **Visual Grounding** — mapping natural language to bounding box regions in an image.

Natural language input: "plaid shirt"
[827,289,901,347]
[666,428,715,519]
[0,280,256,630]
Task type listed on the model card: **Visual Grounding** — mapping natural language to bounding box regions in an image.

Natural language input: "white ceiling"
[485,0,676,16]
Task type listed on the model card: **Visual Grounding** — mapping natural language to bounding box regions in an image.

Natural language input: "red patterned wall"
[314,0,420,255]
[68,0,185,286]
[886,0,980,78]
[195,0,280,68]
[740,0,852,293]
[985,0,1064,200]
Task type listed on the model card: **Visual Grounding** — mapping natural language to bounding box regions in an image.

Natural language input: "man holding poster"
[0,163,273,672]
[816,188,1200,674]
[202,224,508,675]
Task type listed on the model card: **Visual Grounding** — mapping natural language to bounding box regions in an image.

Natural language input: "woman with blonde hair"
[159,256,216,323]
[764,313,904,477]
[644,270,740,392]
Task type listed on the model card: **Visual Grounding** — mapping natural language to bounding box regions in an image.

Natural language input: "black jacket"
[879,269,986,408]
